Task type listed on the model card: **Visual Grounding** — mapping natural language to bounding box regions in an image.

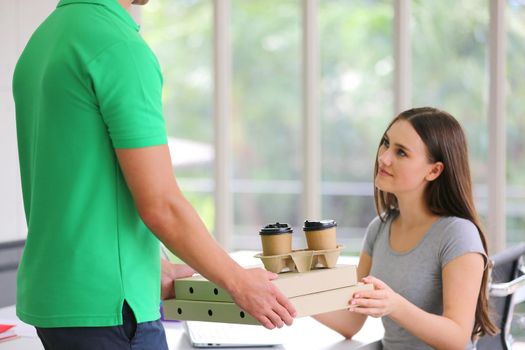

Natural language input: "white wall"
[0,0,57,243]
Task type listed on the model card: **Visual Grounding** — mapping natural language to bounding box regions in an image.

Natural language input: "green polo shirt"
[13,0,167,327]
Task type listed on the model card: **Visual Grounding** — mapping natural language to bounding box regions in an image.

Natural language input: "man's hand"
[228,268,297,329]
[161,259,195,300]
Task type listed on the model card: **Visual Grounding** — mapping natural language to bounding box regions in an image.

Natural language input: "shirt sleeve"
[87,40,167,148]
[362,216,383,256]
[438,217,487,268]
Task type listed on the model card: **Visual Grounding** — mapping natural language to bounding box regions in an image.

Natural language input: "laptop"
[184,321,285,348]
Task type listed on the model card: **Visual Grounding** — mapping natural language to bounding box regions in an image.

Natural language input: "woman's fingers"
[350,295,384,308]
[362,275,388,290]
[348,276,397,318]
[352,289,387,301]
[348,306,384,318]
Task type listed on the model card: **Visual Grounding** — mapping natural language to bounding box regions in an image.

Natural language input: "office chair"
[476,243,525,350]
[0,239,25,307]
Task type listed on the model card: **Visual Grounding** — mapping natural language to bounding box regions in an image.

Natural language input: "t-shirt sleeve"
[362,216,383,256]
[87,40,167,148]
[439,217,487,268]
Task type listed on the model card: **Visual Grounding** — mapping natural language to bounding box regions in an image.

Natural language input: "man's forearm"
[144,194,247,294]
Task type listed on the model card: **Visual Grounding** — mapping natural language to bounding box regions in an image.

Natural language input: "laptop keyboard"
[186,321,285,346]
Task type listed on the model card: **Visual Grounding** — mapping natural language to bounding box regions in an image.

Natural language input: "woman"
[315,107,497,349]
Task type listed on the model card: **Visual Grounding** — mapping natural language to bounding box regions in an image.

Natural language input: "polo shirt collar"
[57,0,140,31]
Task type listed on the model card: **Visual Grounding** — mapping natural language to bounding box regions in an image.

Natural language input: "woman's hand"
[348,276,402,318]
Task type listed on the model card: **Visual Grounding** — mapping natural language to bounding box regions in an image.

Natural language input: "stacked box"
[162,265,373,325]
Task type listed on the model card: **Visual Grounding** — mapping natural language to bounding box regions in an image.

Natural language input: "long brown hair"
[373,107,498,338]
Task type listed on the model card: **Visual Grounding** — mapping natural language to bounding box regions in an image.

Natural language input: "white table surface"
[0,252,384,349]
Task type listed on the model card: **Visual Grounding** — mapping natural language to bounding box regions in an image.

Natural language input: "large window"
[320,0,392,252]
[411,1,489,218]
[231,0,302,249]
[142,1,520,254]
[143,0,215,235]
[506,1,525,247]
[412,0,488,181]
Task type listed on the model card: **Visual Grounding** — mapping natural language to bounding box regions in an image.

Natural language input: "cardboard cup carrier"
[256,220,341,273]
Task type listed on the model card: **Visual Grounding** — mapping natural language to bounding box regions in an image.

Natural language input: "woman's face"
[375,120,442,197]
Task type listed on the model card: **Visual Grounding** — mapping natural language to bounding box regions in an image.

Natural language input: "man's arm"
[115,145,296,329]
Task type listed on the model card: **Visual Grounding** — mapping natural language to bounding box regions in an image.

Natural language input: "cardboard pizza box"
[163,283,373,325]
[173,264,358,302]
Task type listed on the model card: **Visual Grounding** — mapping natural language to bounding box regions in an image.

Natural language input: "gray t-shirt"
[363,215,486,350]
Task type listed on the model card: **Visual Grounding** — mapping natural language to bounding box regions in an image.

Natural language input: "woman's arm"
[350,252,484,350]
[313,251,372,339]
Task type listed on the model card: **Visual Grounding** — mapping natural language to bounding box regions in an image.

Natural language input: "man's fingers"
[257,315,275,330]
[271,301,294,326]
[273,288,297,318]
[265,270,279,281]
[173,264,195,279]
[233,268,295,329]
[265,309,285,329]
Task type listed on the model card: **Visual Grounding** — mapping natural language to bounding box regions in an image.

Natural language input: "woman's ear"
[426,162,444,181]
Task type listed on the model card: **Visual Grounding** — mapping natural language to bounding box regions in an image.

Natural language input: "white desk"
[0,305,382,350]
[0,253,384,349]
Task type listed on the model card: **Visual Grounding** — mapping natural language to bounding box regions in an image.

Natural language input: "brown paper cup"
[304,227,337,250]
[303,220,337,251]
[261,233,293,256]
[260,222,293,256]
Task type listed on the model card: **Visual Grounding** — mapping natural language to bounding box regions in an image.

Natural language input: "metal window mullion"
[302,0,321,220]
[213,0,233,250]
[488,0,506,254]
[394,0,411,114]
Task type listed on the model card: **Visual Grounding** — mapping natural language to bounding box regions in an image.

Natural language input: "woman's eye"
[382,138,389,147]
[397,149,407,157]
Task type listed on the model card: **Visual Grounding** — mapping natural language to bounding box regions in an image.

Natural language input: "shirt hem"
[112,134,167,149]
[16,308,160,328]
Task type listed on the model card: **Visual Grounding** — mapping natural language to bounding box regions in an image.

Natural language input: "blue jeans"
[35,301,168,350]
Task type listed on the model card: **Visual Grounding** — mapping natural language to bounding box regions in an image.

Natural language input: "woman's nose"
[378,149,392,166]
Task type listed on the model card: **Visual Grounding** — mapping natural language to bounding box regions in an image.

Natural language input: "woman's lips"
[378,167,392,176]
